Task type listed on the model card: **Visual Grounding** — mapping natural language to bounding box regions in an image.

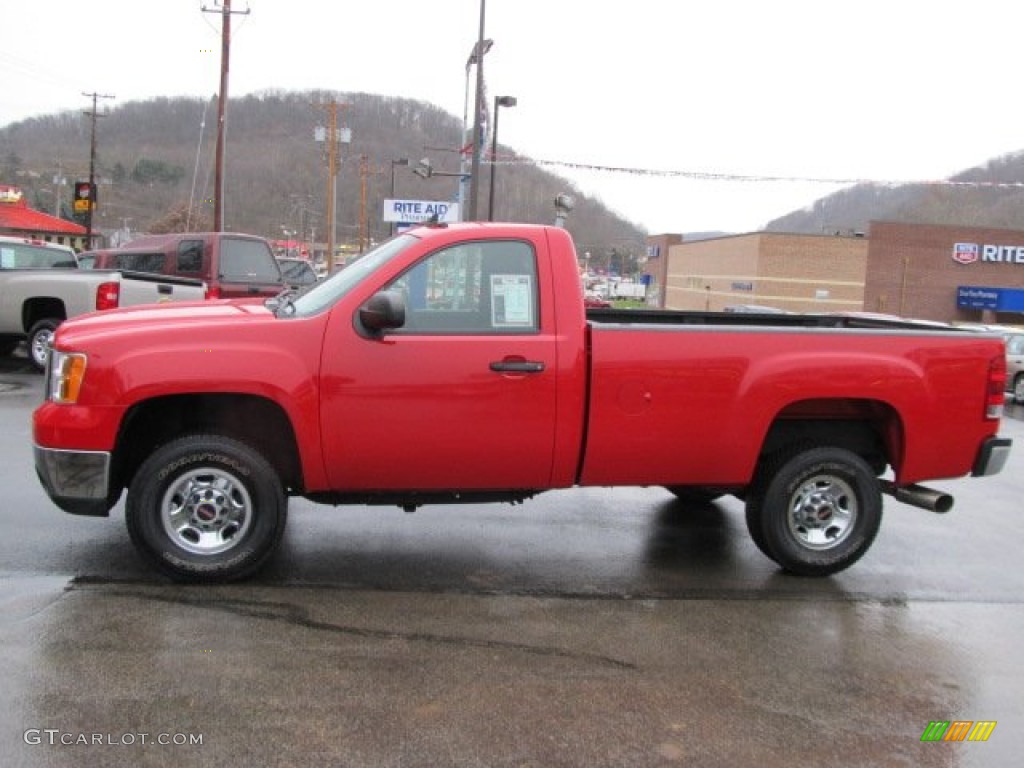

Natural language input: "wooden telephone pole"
[314,100,350,273]
[82,91,114,246]
[203,0,250,231]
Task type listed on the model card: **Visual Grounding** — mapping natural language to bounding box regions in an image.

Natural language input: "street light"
[554,193,574,228]
[414,157,466,180]
[487,95,517,221]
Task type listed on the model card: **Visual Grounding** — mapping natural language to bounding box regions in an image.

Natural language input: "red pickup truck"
[33,223,1012,582]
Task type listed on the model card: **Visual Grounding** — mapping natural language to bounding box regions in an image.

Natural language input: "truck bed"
[586,307,973,333]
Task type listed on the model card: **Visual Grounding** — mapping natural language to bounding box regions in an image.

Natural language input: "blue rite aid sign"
[956,285,1024,311]
[383,199,460,224]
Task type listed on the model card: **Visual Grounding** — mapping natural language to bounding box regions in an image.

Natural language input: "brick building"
[864,221,1024,324]
[644,221,1024,324]
[648,231,868,313]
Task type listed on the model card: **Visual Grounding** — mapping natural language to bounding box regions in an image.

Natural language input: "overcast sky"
[3,0,1024,234]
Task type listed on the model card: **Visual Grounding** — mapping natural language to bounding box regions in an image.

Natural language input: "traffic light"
[73,181,96,213]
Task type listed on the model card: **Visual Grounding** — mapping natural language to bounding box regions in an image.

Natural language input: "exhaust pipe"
[879,480,954,514]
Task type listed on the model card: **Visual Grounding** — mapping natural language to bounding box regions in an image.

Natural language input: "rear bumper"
[34,444,113,517]
[972,436,1012,477]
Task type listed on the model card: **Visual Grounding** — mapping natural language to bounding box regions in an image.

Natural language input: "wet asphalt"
[2,352,1022,767]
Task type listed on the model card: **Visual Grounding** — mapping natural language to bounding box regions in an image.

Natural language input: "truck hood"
[54,299,276,347]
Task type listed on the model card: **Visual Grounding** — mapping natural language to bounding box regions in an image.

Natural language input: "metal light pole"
[467,0,487,221]
[460,37,492,220]
[487,95,516,221]
[389,157,408,234]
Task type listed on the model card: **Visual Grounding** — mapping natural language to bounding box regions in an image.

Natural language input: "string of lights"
[496,157,1024,189]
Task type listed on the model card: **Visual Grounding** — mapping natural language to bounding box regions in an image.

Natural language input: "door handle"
[489,360,545,374]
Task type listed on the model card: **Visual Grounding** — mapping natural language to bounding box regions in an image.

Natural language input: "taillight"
[986,354,1007,420]
[95,281,120,310]
[206,284,220,300]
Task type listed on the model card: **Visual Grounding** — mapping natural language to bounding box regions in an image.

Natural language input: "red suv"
[79,232,284,299]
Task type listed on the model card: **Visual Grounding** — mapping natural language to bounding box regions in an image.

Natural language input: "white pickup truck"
[0,236,206,370]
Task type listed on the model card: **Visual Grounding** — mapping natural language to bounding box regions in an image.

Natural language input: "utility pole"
[314,99,350,273]
[82,91,114,246]
[359,155,369,254]
[203,0,250,231]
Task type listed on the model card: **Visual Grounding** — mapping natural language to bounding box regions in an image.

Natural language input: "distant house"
[0,184,88,251]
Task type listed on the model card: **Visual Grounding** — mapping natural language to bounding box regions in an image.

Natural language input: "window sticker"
[490,274,533,327]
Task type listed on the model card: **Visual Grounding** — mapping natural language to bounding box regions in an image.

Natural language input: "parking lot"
[2,355,1023,767]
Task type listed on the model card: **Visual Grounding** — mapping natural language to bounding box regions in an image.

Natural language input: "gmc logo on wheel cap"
[953,242,979,264]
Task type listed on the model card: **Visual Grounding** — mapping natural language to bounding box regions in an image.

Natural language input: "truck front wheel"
[125,434,287,582]
[746,446,882,576]
[28,319,60,371]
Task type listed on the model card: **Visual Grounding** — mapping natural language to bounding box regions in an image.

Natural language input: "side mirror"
[359,290,406,334]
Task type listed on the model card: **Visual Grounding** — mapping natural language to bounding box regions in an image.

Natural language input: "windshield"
[220,238,284,282]
[279,234,418,317]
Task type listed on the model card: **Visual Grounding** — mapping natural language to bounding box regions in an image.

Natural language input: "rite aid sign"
[952,242,1024,265]
[383,199,460,224]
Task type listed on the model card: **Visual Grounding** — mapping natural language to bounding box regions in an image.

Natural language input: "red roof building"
[0,185,88,251]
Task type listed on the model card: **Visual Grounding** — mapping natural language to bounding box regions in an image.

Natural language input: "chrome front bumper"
[34,445,113,517]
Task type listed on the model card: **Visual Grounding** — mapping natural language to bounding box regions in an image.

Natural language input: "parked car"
[276,257,319,288]
[1001,330,1024,402]
[955,323,1024,403]
[0,235,78,268]
[79,232,285,299]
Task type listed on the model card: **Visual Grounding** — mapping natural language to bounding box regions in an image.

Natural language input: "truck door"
[320,238,558,490]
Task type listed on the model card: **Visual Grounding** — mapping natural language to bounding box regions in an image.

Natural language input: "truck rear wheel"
[125,434,287,582]
[746,446,882,576]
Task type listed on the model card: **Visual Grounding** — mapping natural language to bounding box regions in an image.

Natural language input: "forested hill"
[765,151,1024,235]
[0,90,647,260]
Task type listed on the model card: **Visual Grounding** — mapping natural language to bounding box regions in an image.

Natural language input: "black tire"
[745,446,882,576]
[28,318,60,371]
[125,434,287,583]
[664,486,724,503]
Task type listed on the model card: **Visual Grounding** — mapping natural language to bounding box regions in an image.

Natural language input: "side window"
[114,252,166,273]
[384,240,538,334]
[177,240,204,274]
[1007,334,1024,355]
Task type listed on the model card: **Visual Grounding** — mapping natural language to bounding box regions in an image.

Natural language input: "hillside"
[0,90,647,262]
[765,152,1024,234]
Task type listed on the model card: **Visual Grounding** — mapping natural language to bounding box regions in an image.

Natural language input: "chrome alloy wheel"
[31,328,54,368]
[161,468,253,555]
[786,474,857,551]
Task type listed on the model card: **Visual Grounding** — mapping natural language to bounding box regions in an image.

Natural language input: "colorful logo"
[952,242,980,265]
[920,720,997,742]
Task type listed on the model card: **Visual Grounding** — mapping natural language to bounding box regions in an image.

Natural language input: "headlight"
[47,350,88,404]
